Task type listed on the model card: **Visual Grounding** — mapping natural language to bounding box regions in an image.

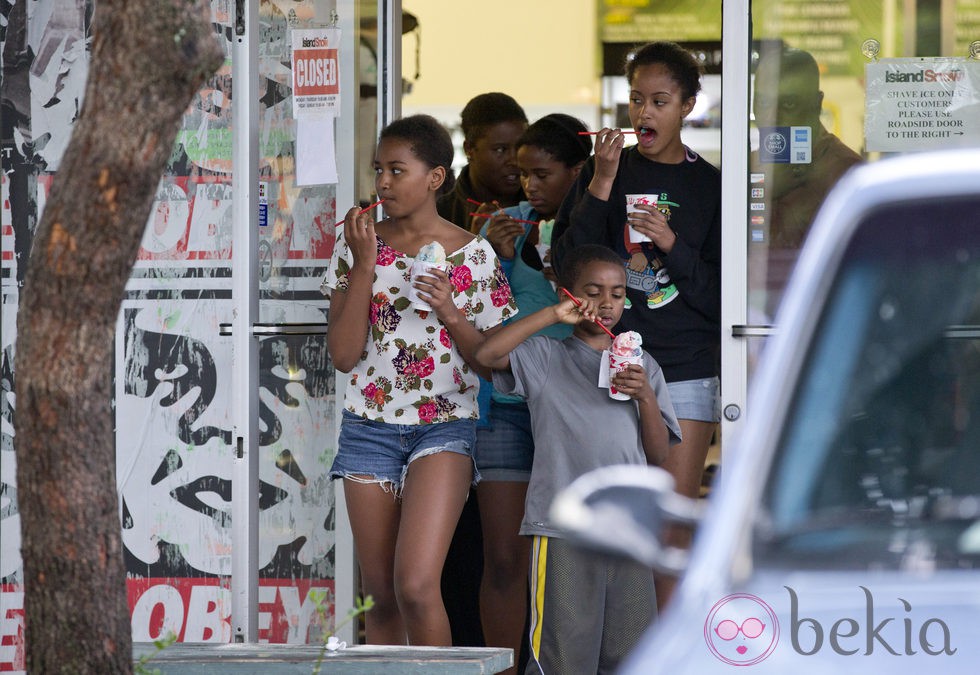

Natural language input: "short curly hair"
[459,92,528,144]
[517,113,592,167]
[377,114,456,194]
[379,114,454,173]
[558,244,625,290]
[625,41,703,101]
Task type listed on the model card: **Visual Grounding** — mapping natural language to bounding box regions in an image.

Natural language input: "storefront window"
[745,0,980,374]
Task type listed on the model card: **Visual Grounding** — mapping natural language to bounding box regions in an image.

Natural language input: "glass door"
[722,0,980,435]
[229,0,392,644]
[229,0,396,645]
[228,0,351,644]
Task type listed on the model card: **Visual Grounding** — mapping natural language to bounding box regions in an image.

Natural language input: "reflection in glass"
[748,44,864,322]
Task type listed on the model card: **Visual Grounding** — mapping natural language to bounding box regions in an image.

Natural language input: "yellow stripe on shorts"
[528,535,549,660]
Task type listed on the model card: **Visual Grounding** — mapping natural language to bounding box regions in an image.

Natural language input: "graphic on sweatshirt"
[623,195,680,309]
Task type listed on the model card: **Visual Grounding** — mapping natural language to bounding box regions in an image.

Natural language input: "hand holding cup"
[609,330,644,400]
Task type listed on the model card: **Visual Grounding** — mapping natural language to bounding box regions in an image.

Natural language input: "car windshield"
[757,196,980,570]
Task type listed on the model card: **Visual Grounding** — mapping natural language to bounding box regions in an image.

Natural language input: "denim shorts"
[330,410,479,492]
[474,400,534,482]
[667,376,721,423]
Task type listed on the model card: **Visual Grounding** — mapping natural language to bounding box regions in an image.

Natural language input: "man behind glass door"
[750,45,863,316]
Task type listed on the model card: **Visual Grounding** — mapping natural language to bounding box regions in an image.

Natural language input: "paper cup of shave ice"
[609,330,644,400]
[608,351,642,400]
[408,261,448,311]
[535,244,552,268]
[533,245,558,291]
[626,194,658,243]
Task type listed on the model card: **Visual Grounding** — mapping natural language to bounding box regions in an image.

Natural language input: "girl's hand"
[627,203,677,253]
[484,212,525,260]
[611,363,654,401]
[415,267,457,320]
[343,205,378,267]
[468,201,501,235]
[553,290,599,325]
[592,128,626,184]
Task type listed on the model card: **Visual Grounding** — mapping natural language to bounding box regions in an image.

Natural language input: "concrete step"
[132,643,513,674]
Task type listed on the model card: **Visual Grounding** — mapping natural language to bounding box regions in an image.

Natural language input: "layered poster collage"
[1,2,343,669]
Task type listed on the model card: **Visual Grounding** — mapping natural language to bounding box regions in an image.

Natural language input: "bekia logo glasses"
[704,594,780,666]
[714,617,767,641]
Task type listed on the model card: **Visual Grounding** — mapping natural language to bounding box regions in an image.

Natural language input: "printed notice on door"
[291,28,341,117]
[865,58,980,152]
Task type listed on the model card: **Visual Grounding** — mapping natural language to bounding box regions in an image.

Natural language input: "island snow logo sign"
[704,594,780,666]
[865,58,980,152]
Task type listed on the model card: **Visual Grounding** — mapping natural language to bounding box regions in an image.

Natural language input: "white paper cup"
[609,352,642,400]
[535,244,552,268]
[626,194,658,243]
[408,261,447,311]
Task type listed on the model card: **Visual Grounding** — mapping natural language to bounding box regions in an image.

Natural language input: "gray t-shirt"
[493,335,681,537]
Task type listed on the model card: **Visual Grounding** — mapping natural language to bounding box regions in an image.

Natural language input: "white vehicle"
[553,149,980,673]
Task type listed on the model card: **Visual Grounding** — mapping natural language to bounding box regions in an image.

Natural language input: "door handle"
[219,323,328,336]
[731,324,776,338]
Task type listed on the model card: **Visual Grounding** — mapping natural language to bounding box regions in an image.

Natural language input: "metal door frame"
[720,1,751,445]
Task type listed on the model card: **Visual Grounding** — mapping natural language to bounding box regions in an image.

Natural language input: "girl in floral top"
[324,114,517,646]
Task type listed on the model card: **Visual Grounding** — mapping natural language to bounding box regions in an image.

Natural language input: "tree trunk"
[13,1,222,671]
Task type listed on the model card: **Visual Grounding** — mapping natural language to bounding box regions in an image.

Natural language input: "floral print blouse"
[325,232,517,424]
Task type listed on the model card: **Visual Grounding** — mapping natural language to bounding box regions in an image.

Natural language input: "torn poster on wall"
[0,1,342,669]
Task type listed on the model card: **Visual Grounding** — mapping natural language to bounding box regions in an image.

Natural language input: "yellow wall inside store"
[401,0,600,114]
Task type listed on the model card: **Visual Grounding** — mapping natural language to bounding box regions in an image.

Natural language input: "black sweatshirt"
[552,146,721,382]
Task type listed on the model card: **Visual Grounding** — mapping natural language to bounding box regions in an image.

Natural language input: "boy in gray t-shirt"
[475,244,681,674]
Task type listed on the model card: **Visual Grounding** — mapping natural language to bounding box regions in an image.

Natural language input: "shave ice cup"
[626,194,658,243]
[534,219,557,291]
[609,331,643,400]
[409,241,447,311]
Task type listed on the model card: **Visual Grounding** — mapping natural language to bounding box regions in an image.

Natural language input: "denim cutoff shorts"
[330,410,479,492]
[667,376,721,423]
[474,400,534,482]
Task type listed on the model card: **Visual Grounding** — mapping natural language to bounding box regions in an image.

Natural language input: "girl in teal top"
[471,113,591,670]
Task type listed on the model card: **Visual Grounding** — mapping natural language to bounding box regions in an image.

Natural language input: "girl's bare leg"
[343,478,405,644]
[396,452,473,645]
[655,419,717,609]
[477,480,531,675]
